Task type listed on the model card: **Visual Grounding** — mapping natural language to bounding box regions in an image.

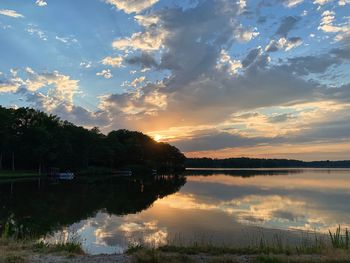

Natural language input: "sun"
[154,134,162,142]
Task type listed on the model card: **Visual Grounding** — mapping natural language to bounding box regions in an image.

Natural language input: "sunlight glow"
[154,134,162,142]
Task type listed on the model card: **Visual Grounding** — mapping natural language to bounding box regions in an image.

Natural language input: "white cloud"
[284,0,304,7]
[26,25,47,41]
[313,0,332,4]
[101,56,123,67]
[80,61,92,69]
[105,0,159,14]
[318,10,350,41]
[130,76,146,87]
[237,0,246,13]
[35,0,47,7]
[0,82,20,93]
[24,68,79,103]
[0,9,24,18]
[134,14,159,26]
[338,0,350,5]
[217,50,242,75]
[313,0,350,5]
[0,68,79,107]
[112,30,167,51]
[235,27,260,42]
[265,37,303,52]
[96,69,113,79]
[55,36,78,44]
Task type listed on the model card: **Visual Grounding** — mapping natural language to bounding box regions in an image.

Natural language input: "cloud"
[318,10,350,41]
[35,0,47,7]
[0,82,20,93]
[276,16,300,37]
[265,37,303,52]
[112,30,167,51]
[3,0,347,159]
[26,25,47,41]
[99,0,347,135]
[0,9,24,18]
[24,67,79,103]
[314,0,333,4]
[0,68,103,128]
[24,91,109,127]
[96,69,113,79]
[217,50,242,75]
[338,0,350,5]
[235,27,260,42]
[0,68,108,127]
[105,0,159,14]
[283,0,304,7]
[55,35,78,44]
[101,56,123,67]
[130,76,146,87]
[242,47,263,67]
[125,52,158,69]
[172,131,269,152]
[313,0,350,5]
[100,82,167,117]
[80,61,92,69]
[279,45,349,75]
[0,71,23,93]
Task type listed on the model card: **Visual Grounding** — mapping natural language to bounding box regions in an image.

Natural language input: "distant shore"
[186,157,350,168]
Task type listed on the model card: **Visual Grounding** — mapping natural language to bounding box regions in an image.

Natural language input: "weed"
[329,225,349,249]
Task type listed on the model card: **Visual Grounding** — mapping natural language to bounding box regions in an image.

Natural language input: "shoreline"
[1,225,349,262]
[1,242,350,263]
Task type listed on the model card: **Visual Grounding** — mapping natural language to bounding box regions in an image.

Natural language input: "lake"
[0,168,349,254]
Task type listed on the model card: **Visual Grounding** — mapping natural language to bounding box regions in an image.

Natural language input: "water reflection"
[0,175,186,239]
[1,169,350,254]
[180,169,350,232]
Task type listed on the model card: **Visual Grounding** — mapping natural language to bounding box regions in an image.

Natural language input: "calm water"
[0,169,350,254]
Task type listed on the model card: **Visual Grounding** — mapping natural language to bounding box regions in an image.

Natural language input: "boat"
[56,172,75,180]
[47,168,75,180]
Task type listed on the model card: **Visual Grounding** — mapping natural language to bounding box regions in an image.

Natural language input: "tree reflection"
[0,175,186,238]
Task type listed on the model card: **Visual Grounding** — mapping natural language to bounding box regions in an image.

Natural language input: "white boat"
[56,172,75,180]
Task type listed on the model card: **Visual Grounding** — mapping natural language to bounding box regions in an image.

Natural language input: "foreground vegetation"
[0,106,185,174]
[1,227,350,262]
[0,238,84,263]
[125,226,350,262]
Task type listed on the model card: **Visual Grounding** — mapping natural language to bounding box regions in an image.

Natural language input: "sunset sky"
[0,0,349,160]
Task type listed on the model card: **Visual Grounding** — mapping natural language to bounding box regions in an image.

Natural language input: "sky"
[0,0,350,161]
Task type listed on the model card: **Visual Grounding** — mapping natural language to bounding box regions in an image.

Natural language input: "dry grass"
[0,237,84,263]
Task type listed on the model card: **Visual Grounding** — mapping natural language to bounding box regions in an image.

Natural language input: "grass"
[32,240,84,255]
[0,235,84,262]
[1,227,350,262]
[154,233,327,256]
[126,227,350,263]
[329,225,349,249]
[128,249,350,263]
[0,170,39,179]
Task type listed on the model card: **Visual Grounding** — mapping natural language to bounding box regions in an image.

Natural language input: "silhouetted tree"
[0,106,186,173]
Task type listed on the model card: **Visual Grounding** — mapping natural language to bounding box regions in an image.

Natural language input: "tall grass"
[128,227,350,257]
[329,225,349,249]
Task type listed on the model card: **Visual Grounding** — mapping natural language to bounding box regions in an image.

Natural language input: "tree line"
[186,157,350,168]
[0,106,186,174]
